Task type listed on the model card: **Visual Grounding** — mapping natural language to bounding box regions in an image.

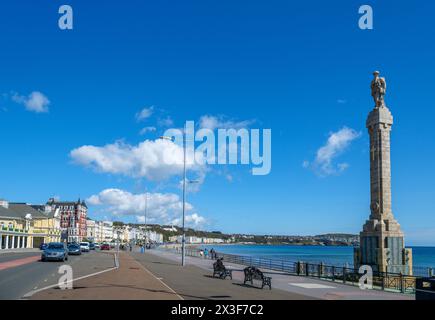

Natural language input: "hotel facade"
[0,199,61,250]
[47,198,88,243]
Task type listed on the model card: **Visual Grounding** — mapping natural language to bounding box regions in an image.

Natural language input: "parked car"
[80,242,90,252]
[94,243,101,249]
[100,243,111,250]
[67,243,82,255]
[89,243,96,250]
[41,242,68,262]
[39,243,48,251]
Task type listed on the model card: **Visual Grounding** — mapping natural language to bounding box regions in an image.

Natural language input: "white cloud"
[337,99,347,104]
[171,213,206,227]
[136,106,154,121]
[70,138,205,181]
[199,115,255,131]
[337,163,350,172]
[139,126,157,135]
[305,127,361,176]
[158,116,174,127]
[87,188,206,228]
[12,91,50,113]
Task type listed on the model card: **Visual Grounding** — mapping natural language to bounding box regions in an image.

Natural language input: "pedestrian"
[204,248,209,259]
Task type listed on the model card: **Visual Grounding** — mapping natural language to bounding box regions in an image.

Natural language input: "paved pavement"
[130,251,315,300]
[0,250,114,300]
[0,249,40,256]
[146,249,414,300]
[31,251,181,300]
[29,250,315,300]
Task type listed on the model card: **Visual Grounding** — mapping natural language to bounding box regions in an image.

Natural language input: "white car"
[80,242,90,252]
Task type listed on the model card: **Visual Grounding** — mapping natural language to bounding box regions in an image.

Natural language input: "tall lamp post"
[160,126,198,267]
[144,190,148,250]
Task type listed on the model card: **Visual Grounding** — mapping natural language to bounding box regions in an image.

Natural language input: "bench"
[212,260,233,280]
[243,267,272,289]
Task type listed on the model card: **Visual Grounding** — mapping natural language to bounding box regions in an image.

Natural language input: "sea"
[200,244,435,275]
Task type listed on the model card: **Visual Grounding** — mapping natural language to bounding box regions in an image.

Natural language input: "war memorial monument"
[354,72,413,275]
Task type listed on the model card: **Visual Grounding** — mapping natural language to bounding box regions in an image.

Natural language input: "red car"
[100,243,111,250]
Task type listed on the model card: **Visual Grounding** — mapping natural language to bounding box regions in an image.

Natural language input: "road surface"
[0,250,115,300]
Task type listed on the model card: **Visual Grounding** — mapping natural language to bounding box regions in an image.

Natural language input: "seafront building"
[102,221,114,242]
[111,225,164,244]
[47,198,88,243]
[85,220,115,243]
[86,219,96,242]
[145,230,164,244]
[169,235,224,244]
[0,199,61,250]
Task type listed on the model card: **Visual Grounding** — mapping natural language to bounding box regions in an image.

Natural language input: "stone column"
[5,235,9,249]
[11,235,15,249]
[0,235,3,249]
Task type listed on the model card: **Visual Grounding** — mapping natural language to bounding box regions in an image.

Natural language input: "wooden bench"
[243,267,272,289]
[212,260,233,280]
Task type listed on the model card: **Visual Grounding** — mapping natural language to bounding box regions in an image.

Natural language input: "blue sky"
[0,0,434,245]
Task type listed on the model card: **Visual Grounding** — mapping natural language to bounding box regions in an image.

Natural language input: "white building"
[86,219,96,242]
[163,226,178,232]
[94,221,103,242]
[102,221,114,242]
[145,230,163,244]
[129,227,145,242]
[168,235,224,244]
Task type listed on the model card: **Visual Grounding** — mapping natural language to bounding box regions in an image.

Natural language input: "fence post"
[343,267,347,284]
[332,266,335,281]
[305,263,309,277]
[297,261,301,275]
[400,273,404,293]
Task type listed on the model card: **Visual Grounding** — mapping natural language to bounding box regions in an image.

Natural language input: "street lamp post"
[144,190,148,251]
[160,125,198,267]
[181,126,187,266]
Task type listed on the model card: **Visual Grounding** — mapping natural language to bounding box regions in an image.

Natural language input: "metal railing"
[165,246,423,294]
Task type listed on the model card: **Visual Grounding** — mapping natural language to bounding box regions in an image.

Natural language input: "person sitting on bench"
[213,258,232,279]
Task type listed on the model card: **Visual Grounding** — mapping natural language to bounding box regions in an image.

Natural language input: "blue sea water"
[201,245,435,271]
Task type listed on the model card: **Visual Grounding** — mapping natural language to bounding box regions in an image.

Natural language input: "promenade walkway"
[142,249,414,300]
[30,252,181,300]
[30,250,314,300]
[130,250,314,300]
